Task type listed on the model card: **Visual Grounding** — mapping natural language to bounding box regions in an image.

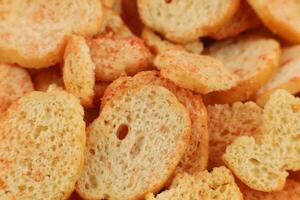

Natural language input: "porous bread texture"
[76,85,191,200]
[63,35,95,107]
[248,0,300,43]
[88,32,152,82]
[206,34,280,104]
[207,102,262,169]
[256,45,300,106]
[141,28,203,55]
[0,0,102,68]
[240,179,300,200]
[137,0,240,43]
[145,166,243,200]
[209,1,261,40]
[99,8,133,37]
[256,59,300,106]
[33,67,64,91]
[154,50,238,94]
[101,71,209,174]
[0,87,85,200]
[0,64,33,113]
[223,90,300,192]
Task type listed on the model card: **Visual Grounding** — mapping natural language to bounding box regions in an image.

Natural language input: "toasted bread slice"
[101,71,209,174]
[154,50,238,94]
[88,32,152,82]
[33,67,64,91]
[256,59,300,106]
[141,28,203,55]
[0,0,102,68]
[146,166,243,200]
[0,64,33,113]
[240,179,300,200]
[137,0,240,43]
[63,35,95,107]
[207,102,263,169]
[248,0,300,43]
[76,85,191,200]
[223,90,300,192]
[209,1,261,40]
[0,87,85,200]
[206,34,280,104]
[99,8,133,37]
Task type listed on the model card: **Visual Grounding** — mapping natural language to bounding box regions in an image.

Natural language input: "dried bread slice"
[63,35,95,107]
[240,179,300,200]
[223,90,300,192]
[76,85,191,200]
[154,50,238,94]
[101,71,209,174]
[137,0,240,43]
[209,1,261,40]
[0,87,85,200]
[256,45,300,106]
[0,0,102,68]
[0,64,33,113]
[248,0,300,43]
[145,166,243,200]
[141,28,203,55]
[33,67,64,91]
[206,34,280,104]
[207,102,263,169]
[88,32,152,82]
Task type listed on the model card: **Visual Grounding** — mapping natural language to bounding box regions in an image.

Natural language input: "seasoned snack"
[206,34,280,104]
[0,64,33,113]
[256,45,300,106]
[146,166,243,200]
[77,85,191,200]
[248,0,300,43]
[209,1,261,40]
[223,90,300,192]
[0,0,102,68]
[33,67,64,91]
[100,71,209,174]
[137,0,240,43]
[88,32,152,82]
[207,102,262,169]
[141,28,203,55]
[0,87,85,200]
[154,50,237,94]
[240,179,300,200]
[63,35,95,107]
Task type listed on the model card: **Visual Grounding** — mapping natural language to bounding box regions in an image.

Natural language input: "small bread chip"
[88,32,152,82]
[154,50,238,94]
[240,179,300,200]
[207,102,263,169]
[63,35,95,107]
[0,64,33,113]
[146,167,243,200]
[33,67,64,91]
[256,45,300,106]
[206,34,280,104]
[0,0,102,68]
[248,0,300,43]
[223,90,300,192]
[137,0,240,43]
[141,28,203,55]
[209,1,261,40]
[76,85,191,200]
[101,71,209,174]
[0,88,85,200]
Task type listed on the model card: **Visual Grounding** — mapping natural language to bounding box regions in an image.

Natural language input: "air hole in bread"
[89,175,98,189]
[89,149,95,155]
[130,136,145,158]
[165,0,172,3]
[249,158,260,166]
[117,124,129,140]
